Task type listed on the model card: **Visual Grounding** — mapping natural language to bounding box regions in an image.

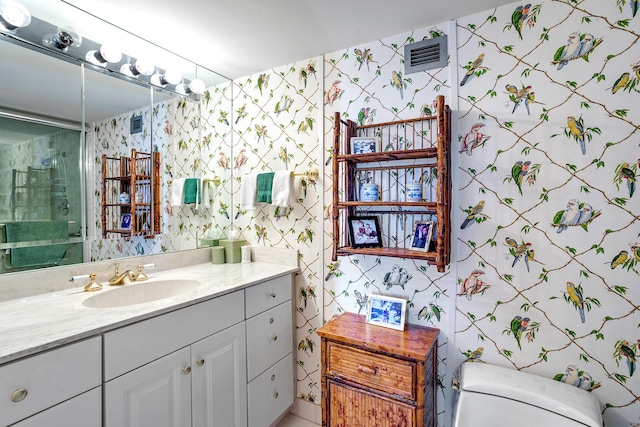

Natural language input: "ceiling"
[64,0,517,80]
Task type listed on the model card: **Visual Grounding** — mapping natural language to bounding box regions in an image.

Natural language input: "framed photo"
[348,216,382,248]
[350,136,381,154]
[120,213,132,230]
[410,221,433,252]
[366,294,407,331]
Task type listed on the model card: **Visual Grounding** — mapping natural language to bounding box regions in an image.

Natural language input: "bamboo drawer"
[326,342,416,400]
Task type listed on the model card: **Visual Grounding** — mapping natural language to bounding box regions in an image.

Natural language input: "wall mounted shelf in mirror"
[0,0,233,275]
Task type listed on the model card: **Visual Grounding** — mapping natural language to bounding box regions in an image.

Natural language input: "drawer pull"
[271,335,278,341]
[182,366,192,375]
[272,391,279,399]
[269,292,277,298]
[358,365,377,375]
[271,374,276,381]
[11,388,28,403]
[269,317,274,324]
[196,358,205,366]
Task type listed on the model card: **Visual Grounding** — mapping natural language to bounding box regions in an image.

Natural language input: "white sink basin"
[83,279,201,308]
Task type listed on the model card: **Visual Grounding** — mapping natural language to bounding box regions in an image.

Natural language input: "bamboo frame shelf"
[331,95,451,272]
[101,149,160,239]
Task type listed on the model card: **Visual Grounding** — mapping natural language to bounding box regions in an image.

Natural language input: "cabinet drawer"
[248,353,294,427]
[326,342,416,400]
[245,274,292,318]
[12,387,101,427]
[104,290,244,381]
[246,300,293,381]
[0,337,101,426]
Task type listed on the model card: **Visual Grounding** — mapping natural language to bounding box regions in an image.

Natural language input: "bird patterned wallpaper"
[90,83,233,260]
[320,0,638,425]
[230,60,323,406]
[87,0,639,424]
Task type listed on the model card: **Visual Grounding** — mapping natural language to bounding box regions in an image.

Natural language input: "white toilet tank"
[453,362,602,427]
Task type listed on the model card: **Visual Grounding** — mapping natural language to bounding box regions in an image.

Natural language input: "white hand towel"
[202,179,213,207]
[271,171,292,208]
[240,174,258,211]
[170,178,186,207]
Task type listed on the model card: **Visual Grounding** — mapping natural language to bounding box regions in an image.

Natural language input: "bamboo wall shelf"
[331,95,451,272]
[101,149,160,239]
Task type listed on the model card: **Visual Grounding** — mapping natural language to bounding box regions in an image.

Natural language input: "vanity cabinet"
[0,337,101,427]
[245,275,295,427]
[103,273,294,427]
[318,313,439,427]
[103,290,246,427]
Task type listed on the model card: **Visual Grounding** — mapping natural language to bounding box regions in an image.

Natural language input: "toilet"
[453,362,602,426]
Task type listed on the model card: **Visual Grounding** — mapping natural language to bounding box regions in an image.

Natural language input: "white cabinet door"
[104,347,192,427]
[12,387,101,427]
[192,322,247,427]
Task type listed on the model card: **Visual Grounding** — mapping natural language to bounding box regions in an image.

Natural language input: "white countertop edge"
[0,261,298,365]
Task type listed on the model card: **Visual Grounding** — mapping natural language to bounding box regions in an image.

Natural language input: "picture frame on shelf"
[350,136,381,154]
[409,221,433,252]
[120,213,132,230]
[348,216,383,248]
[366,294,407,331]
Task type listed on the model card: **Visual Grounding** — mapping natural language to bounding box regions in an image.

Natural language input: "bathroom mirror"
[0,0,232,275]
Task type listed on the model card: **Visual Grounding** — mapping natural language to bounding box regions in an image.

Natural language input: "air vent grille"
[130,115,142,134]
[404,36,448,74]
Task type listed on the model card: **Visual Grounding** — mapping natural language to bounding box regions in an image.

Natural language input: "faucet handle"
[136,264,153,281]
[83,273,103,292]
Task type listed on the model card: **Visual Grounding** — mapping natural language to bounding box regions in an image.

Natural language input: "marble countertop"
[0,261,298,365]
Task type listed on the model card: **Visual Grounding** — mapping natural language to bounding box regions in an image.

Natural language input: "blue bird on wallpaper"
[566,281,585,323]
[554,32,582,70]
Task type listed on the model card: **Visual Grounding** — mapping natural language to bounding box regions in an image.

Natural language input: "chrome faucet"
[108,263,154,286]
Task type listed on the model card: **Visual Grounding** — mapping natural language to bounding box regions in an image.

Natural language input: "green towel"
[256,172,274,203]
[4,221,68,268]
[183,178,201,204]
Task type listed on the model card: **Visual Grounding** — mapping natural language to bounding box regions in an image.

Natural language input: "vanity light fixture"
[176,78,205,96]
[85,43,122,66]
[43,26,82,52]
[150,69,181,87]
[120,58,155,77]
[0,0,30,32]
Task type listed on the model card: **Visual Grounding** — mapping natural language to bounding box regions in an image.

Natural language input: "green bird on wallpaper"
[614,340,637,377]
[511,3,531,40]
[460,53,485,86]
[507,160,540,195]
[509,315,529,350]
[614,162,637,198]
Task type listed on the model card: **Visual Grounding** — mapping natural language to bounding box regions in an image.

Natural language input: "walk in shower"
[0,115,84,272]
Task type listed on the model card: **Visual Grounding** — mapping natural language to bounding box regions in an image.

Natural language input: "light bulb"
[43,27,82,51]
[85,44,122,66]
[0,0,31,32]
[120,58,154,77]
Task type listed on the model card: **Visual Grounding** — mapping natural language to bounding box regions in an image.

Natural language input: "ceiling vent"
[404,36,448,74]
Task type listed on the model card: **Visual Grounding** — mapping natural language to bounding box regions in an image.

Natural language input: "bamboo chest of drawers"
[317,312,439,427]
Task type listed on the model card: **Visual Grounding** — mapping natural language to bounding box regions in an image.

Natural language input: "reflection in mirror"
[0,1,232,276]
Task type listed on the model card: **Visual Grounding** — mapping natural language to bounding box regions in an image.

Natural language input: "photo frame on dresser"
[366,294,407,331]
